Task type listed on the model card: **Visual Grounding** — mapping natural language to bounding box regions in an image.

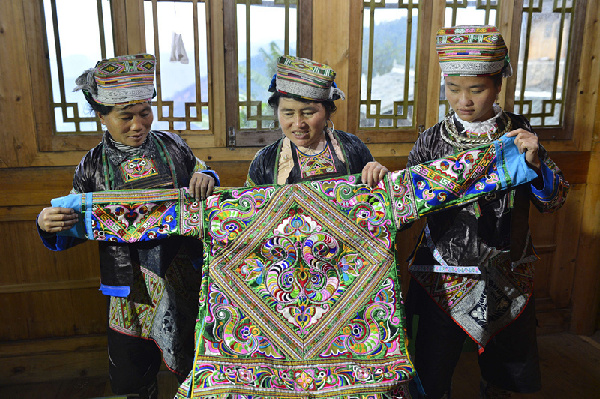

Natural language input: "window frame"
[224,0,313,148]
[28,0,586,155]
[504,0,585,141]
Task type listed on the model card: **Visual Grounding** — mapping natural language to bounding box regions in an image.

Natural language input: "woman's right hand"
[37,207,79,233]
[361,161,389,188]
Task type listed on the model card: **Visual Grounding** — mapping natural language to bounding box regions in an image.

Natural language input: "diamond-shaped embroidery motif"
[102,63,118,73]
[450,35,466,43]
[208,184,392,358]
[140,61,155,71]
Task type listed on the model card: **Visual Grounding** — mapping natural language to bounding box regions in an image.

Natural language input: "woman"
[246,55,388,187]
[404,26,569,399]
[36,54,218,399]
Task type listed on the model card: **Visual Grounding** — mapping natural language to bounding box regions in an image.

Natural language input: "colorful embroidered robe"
[52,136,537,398]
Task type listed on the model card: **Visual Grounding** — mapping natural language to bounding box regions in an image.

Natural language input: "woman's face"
[98,102,153,147]
[444,75,502,122]
[277,97,328,149]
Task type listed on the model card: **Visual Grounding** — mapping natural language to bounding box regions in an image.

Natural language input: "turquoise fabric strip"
[51,193,86,238]
[495,138,509,190]
[497,135,539,188]
[84,192,93,239]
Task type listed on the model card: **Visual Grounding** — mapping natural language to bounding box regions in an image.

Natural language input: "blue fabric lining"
[50,193,86,238]
[496,135,538,189]
[84,192,93,238]
[99,283,130,297]
[530,161,556,200]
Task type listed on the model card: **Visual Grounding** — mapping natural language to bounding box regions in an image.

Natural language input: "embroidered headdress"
[74,53,156,106]
[268,55,345,101]
[436,25,512,77]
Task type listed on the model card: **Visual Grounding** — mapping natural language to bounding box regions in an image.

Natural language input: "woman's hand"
[506,129,541,172]
[361,161,389,188]
[37,207,78,233]
[189,172,216,201]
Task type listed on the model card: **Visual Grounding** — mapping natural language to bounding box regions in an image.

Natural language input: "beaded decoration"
[296,144,338,179]
[441,109,512,150]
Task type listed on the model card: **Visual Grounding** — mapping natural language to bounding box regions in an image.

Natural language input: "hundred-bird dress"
[48,134,537,398]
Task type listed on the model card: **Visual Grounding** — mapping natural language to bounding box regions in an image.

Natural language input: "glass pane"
[514,0,573,128]
[439,0,498,120]
[144,0,210,131]
[444,0,498,27]
[360,0,419,129]
[43,0,114,133]
[237,0,298,130]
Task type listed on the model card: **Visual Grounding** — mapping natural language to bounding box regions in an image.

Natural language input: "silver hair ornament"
[73,68,97,94]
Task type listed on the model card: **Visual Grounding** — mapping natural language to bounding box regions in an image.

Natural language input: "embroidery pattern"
[109,266,165,337]
[120,157,158,182]
[296,145,338,178]
[70,138,529,398]
[185,182,413,397]
[411,251,535,351]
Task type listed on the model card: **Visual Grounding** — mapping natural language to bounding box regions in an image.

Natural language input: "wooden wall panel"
[532,252,554,300]
[0,168,75,208]
[0,1,38,168]
[0,290,105,341]
[312,0,353,133]
[549,185,585,308]
[0,221,104,341]
[0,222,99,284]
[570,0,600,334]
[0,335,108,385]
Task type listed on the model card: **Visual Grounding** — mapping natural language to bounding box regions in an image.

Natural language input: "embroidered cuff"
[495,135,539,189]
[530,161,557,201]
[99,284,130,297]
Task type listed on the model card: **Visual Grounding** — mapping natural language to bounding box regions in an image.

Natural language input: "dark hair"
[267,91,337,117]
[82,90,114,116]
[490,73,503,88]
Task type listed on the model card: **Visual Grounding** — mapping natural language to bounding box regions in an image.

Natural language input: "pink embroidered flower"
[237,368,255,383]
[354,366,371,381]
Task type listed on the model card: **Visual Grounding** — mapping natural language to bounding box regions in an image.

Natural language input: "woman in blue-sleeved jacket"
[405,26,569,399]
[36,54,219,399]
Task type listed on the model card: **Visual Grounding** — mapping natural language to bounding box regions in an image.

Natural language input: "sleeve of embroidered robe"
[386,135,539,228]
[49,135,538,243]
[36,147,102,251]
[529,145,569,213]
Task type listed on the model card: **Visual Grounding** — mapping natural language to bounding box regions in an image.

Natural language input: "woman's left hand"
[361,161,389,188]
[506,129,541,172]
[189,172,215,201]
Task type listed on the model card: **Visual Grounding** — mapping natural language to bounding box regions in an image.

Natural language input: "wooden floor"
[1,332,599,399]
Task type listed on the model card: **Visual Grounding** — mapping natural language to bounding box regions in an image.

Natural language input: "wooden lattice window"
[225,0,313,147]
[35,0,585,154]
[360,0,420,132]
[143,0,211,132]
[37,0,313,151]
[43,0,115,136]
[514,0,584,140]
